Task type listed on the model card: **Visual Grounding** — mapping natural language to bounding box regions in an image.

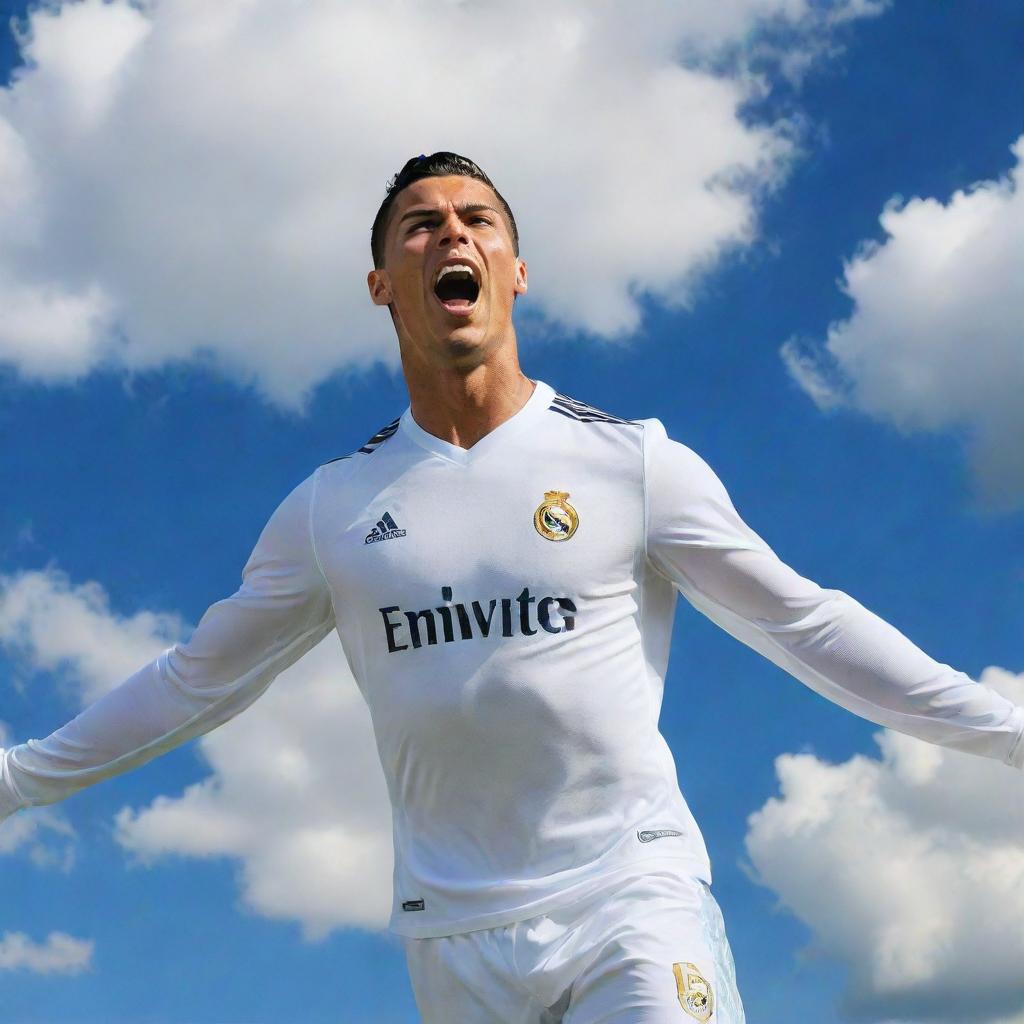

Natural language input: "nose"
[437,209,469,249]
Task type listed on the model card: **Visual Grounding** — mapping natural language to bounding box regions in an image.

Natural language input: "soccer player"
[1,152,1021,1023]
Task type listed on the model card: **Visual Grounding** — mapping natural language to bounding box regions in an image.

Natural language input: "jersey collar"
[399,379,554,466]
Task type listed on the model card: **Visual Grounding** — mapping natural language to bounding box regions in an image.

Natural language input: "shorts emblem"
[673,962,714,1021]
[534,490,579,541]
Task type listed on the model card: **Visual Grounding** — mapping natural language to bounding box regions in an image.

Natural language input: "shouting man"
[2,152,1022,1023]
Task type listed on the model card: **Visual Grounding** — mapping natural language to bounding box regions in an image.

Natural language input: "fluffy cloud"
[0,569,393,938]
[783,136,1024,509]
[0,569,182,864]
[0,569,185,705]
[745,667,1024,1024]
[0,930,93,974]
[0,719,77,869]
[0,795,78,871]
[0,0,880,406]
[113,635,393,939]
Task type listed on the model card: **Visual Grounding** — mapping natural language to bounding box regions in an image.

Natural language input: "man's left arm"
[643,419,1024,769]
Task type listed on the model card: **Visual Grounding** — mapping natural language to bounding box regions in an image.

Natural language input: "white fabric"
[403,868,745,1024]
[1,381,1021,938]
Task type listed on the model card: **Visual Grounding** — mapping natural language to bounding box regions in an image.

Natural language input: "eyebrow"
[397,203,500,227]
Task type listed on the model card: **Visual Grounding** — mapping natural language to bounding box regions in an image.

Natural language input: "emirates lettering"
[380,586,577,653]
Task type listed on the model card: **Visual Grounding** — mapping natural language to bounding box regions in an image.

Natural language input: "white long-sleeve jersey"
[1,381,1021,938]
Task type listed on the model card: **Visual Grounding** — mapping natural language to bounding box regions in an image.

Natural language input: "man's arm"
[643,420,1024,769]
[0,471,336,822]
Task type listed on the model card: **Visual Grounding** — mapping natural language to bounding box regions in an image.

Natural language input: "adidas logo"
[365,511,406,545]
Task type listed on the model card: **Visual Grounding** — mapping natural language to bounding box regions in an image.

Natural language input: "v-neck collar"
[400,380,554,466]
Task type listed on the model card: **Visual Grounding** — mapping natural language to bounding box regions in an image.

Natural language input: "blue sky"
[0,2,1022,1022]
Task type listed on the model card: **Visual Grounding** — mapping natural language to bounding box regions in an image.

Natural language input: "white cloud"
[0,930,94,974]
[114,635,394,939]
[783,136,1024,509]
[0,569,185,705]
[0,736,78,868]
[745,667,1024,1024]
[0,0,881,406]
[0,568,182,864]
[0,569,393,938]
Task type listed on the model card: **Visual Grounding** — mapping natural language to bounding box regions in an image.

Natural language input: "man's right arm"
[0,471,335,823]
[643,420,1024,769]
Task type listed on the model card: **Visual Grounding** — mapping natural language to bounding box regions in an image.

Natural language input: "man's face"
[367,176,527,370]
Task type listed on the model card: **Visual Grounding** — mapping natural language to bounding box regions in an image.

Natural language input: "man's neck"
[404,360,536,451]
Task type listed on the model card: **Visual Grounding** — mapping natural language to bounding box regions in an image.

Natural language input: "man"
[1,152,1021,1023]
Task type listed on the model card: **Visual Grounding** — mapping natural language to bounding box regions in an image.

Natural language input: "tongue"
[435,293,475,314]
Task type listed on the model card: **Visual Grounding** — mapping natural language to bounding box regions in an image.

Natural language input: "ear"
[367,268,393,306]
[514,258,527,297]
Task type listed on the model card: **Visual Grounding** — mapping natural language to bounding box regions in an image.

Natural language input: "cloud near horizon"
[0,0,881,406]
[745,667,1024,1024]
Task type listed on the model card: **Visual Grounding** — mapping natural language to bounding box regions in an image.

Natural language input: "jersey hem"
[0,756,25,820]
[388,852,712,939]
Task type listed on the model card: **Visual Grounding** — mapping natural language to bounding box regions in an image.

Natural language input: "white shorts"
[403,869,745,1023]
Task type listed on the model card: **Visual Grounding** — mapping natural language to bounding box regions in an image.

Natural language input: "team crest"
[534,491,579,541]
[673,962,714,1021]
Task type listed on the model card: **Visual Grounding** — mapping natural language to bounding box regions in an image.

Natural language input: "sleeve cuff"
[0,752,25,821]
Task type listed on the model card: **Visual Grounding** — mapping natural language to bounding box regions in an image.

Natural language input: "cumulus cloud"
[0,798,78,870]
[114,635,394,939]
[0,719,78,869]
[0,568,393,938]
[0,0,881,406]
[782,136,1024,509]
[0,569,183,864]
[0,930,94,974]
[0,569,185,705]
[745,667,1024,1024]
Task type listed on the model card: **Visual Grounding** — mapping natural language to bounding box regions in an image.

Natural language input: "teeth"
[436,263,476,282]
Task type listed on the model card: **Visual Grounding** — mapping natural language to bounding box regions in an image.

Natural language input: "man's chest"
[314,449,645,634]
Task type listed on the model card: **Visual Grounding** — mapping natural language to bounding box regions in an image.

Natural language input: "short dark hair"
[370,151,519,268]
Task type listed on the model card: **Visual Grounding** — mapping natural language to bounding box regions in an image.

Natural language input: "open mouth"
[432,263,481,316]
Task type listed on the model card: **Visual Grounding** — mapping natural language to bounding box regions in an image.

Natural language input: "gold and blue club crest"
[533,490,579,541]
[673,962,714,1021]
